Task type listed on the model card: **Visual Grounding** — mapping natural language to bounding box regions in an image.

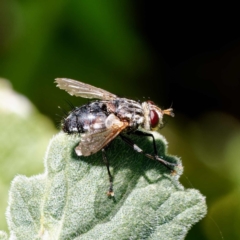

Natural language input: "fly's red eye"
[150,110,159,129]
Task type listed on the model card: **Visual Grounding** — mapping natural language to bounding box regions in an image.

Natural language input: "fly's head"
[142,101,174,131]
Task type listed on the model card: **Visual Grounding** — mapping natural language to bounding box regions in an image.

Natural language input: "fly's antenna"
[163,108,174,117]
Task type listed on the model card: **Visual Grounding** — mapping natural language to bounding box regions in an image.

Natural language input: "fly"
[55,78,178,196]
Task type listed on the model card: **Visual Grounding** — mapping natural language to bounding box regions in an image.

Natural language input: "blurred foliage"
[0,0,153,122]
[0,79,56,232]
[0,0,240,239]
[163,112,240,240]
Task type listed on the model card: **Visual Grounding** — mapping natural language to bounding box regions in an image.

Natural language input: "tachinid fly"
[55,78,178,196]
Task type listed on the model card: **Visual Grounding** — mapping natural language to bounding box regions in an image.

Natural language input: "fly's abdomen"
[62,102,108,134]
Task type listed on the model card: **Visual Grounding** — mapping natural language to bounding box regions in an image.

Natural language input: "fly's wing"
[55,78,117,100]
[75,114,128,156]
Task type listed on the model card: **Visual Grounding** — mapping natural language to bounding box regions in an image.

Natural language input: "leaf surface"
[5,132,207,240]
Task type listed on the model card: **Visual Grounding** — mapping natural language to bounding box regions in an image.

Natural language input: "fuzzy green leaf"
[0,231,8,240]
[5,132,207,239]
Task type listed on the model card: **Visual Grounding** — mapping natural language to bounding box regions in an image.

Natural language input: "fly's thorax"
[108,98,145,128]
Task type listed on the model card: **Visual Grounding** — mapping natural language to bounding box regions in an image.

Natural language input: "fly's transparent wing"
[55,78,117,100]
[75,114,128,156]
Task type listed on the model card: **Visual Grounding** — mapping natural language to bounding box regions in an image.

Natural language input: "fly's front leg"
[120,134,177,172]
[132,130,158,156]
[102,148,114,197]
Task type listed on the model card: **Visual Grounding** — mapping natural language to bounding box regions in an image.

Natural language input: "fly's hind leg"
[120,134,177,172]
[102,148,114,197]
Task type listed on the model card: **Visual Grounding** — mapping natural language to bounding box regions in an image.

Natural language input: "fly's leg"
[120,134,177,172]
[102,148,114,197]
[132,130,158,155]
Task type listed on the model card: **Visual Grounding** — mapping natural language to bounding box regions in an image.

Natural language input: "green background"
[0,1,240,239]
